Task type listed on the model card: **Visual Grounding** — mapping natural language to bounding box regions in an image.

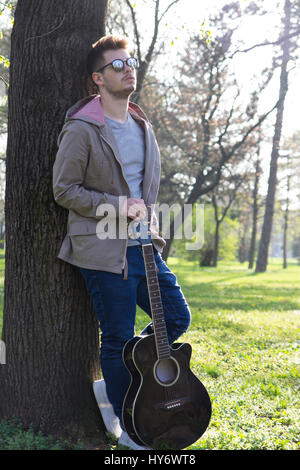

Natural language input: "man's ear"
[92,72,104,89]
[87,76,98,95]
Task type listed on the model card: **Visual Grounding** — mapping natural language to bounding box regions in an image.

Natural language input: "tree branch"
[230,28,300,58]
[158,0,180,24]
[145,0,160,63]
[125,0,142,62]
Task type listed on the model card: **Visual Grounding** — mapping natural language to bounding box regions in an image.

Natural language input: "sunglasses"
[96,57,139,73]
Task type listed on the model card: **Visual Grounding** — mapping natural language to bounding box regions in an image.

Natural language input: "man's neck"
[100,92,130,124]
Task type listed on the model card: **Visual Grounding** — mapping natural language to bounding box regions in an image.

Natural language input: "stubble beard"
[108,84,135,100]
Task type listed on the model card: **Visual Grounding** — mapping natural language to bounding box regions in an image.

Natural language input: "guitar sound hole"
[154,357,179,386]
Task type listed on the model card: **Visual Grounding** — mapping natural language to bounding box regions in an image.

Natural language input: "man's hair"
[87,35,128,75]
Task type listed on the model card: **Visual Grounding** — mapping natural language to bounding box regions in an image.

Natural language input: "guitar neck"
[142,243,170,360]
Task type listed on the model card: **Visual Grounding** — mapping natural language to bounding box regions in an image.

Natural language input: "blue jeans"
[79,245,191,425]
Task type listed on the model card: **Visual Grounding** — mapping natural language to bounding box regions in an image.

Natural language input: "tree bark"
[255,0,291,273]
[0,0,108,443]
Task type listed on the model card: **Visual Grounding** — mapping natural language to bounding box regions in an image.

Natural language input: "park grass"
[0,253,299,450]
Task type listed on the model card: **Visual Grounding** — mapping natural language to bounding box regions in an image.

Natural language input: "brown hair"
[87,35,128,75]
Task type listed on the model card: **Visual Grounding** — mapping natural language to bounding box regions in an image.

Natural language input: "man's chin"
[110,84,136,99]
[123,83,136,97]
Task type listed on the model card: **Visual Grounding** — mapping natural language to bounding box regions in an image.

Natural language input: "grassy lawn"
[0,253,299,450]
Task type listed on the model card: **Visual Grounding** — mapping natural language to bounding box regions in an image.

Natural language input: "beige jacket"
[53,95,165,275]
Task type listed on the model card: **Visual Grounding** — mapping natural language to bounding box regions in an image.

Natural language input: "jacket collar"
[66,94,149,127]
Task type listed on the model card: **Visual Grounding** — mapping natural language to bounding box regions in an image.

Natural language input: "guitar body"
[122,333,212,450]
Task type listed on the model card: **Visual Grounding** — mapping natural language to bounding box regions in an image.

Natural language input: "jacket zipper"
[100,133,131,278]
[100,134,131,194]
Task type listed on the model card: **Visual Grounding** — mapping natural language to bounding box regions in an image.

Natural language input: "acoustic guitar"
[122,209,212,450]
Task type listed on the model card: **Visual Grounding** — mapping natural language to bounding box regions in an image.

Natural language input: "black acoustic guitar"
[122,210,211,450]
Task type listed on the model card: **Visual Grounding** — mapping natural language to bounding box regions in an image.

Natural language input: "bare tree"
[277,131,300,268]
[255,0,298,272]
[211,168,245,267]
[248,150,264,269]
[282,163,291,269]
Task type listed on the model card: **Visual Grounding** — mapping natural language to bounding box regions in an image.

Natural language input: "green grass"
[1,253,299,450]
[0,419,83,450]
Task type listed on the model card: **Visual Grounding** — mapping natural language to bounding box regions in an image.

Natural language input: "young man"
[53,36,191,450]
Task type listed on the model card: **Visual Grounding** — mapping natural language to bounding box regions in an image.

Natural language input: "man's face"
[94,48,137,99]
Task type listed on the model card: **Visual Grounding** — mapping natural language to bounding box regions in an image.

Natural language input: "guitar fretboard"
[142,244,170,360]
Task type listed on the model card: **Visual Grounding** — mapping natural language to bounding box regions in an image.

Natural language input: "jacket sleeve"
[53,123,122,219]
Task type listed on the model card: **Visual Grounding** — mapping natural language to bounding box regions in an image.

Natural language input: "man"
[53,36,191,450]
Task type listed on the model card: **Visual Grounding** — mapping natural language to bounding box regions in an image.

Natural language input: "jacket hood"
[65,94,149,127]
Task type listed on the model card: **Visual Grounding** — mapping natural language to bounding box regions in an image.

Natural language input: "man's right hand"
[121,198,147,221]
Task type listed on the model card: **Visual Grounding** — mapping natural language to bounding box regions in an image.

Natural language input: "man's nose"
[124,61,134,72]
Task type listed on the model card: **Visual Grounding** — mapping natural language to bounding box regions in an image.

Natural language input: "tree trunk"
[211,195,219,267]
[161,217,175,261]
[255,0,291,273]
[212,221,220,268]
[282,173,291,269]
[248,155,261,269]
[0,0,108,443]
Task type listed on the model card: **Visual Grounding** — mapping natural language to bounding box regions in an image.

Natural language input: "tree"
[255,0,298,272]
[197,203,239,267]
[277,131,300,268]
[248,149,264,269]
[211,167,246,267]
[282,160,291,269]
[0,0,109,443]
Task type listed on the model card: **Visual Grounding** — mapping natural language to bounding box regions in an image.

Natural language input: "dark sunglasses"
[96,57,139,73]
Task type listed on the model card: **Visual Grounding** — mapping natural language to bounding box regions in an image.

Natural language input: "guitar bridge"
[155,397,189,411]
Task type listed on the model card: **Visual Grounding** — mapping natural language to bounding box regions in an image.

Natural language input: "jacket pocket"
[68,221,98,236]
[68,221,126,268]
